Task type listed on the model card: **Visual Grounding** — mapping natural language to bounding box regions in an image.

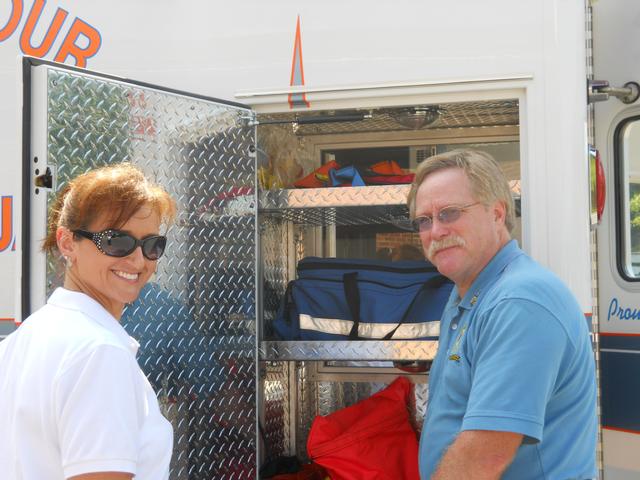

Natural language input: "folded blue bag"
[328,166,366,187]
[272,257,453,340]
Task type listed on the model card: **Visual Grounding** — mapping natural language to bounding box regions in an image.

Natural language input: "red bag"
[364,174,415,185]
[362,160,415,185]
[307,377,420,480]
[367,160,406,176]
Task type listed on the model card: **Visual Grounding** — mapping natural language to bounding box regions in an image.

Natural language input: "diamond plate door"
[24,59,257,479]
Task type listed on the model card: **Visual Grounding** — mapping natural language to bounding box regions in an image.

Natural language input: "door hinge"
[588,80,640,104]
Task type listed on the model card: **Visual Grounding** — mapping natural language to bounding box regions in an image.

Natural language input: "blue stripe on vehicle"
[600,334,640,350]
[600,347,640,432]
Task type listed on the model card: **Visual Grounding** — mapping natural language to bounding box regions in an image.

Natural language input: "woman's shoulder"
[21,302,132,359]
[0,304,138,394]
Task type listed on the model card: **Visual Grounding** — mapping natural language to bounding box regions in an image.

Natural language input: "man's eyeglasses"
[73,229,167,260]
[411,202,480,232]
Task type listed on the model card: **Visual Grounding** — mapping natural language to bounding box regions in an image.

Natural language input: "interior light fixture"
[390,106,442,129]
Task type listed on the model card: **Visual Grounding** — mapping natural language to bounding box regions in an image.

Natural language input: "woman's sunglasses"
[73,229,167,260]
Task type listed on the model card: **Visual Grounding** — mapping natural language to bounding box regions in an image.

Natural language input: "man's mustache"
[427,236,466,260]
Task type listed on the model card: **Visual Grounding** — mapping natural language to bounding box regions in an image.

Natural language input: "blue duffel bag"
[272,257,453,340]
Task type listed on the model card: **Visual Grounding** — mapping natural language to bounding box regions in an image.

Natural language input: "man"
[407,150,597,479]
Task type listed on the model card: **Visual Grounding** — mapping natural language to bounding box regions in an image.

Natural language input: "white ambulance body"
[0,0,638,477]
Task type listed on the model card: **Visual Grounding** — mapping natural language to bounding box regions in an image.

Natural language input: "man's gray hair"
[407,149,516,233]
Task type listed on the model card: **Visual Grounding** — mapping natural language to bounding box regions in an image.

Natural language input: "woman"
[0,163,176,480]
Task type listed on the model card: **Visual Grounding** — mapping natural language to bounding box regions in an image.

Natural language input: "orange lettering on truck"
[0,196,13,253]
[0,0,101,67]
[0,0,22,41]
[54,17,101,67]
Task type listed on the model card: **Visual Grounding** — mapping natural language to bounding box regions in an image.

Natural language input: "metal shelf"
[259,185,430,362]
[258,185,412,227]
[259,340,438,361]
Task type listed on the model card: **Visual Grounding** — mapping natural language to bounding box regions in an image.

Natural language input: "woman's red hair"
[42,163,176,254]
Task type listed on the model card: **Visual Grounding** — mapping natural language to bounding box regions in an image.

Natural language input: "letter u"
[0,196,12,252]
[20,0,68,57]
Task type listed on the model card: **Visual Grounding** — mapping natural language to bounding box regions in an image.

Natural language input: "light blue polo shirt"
[419,240,596,479]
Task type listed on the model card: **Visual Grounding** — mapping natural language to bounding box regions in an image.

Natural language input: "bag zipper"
[298,276,436,290]
[298,260,437,274]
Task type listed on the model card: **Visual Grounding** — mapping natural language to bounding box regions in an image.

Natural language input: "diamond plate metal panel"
[412,382,429,433]
[260,216,290,337]
[259,185,519,228]
[260,340,439,361]
[42,67,256,479]
[260,361,291,461]
[270,205,411,228]
[296,362,317,461]
[317,381,376,415]
[259,186,412,227]
[261,185,410,209]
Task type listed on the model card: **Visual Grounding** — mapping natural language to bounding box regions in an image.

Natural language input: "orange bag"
[294,160,341,188]
[368,160,406,176]
[363,160,415,185]
[307,377,420,480]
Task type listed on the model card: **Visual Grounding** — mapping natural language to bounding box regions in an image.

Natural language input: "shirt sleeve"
[461,298,570,442]
[53,344,143,478]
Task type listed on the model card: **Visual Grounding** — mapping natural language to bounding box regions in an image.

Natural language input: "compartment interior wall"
[260,360,428,463]
[260,215,320,339]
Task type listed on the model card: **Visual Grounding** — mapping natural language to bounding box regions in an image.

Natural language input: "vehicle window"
[617,117,640,278]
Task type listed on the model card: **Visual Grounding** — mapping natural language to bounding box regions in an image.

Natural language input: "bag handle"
[343,272,450,340]
[343,272,361,339]
[382,274,450,339]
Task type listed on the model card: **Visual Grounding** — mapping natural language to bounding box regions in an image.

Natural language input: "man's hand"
[432,430,523,479]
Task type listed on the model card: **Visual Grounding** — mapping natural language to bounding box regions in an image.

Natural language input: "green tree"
[630,188,640,254]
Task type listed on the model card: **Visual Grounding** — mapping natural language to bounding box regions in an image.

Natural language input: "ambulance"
[0,0,639,478]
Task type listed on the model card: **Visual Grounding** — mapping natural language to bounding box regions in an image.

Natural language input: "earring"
[63,256,73,268]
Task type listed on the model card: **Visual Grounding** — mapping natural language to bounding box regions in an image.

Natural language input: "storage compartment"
[256,100,521,465]
[259,360,428,463]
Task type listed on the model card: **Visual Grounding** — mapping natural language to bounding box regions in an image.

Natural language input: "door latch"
[588,80,640,104]
[34,165,57,192]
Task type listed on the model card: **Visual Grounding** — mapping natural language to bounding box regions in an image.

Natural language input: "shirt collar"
[454,239,523,310]
[47,287,140,355]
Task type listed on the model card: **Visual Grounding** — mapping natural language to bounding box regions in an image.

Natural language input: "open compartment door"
[22,57,258,479]
[593,1,640,477]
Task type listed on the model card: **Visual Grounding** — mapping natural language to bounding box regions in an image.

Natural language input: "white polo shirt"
[0,288,173,479]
